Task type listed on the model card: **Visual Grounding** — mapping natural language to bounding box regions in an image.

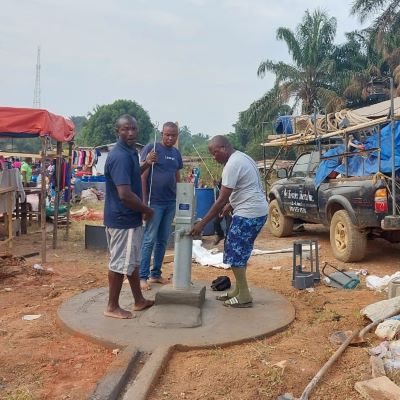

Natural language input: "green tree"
[351,0,400,52]
[79,99,154,147]
[69,116,87,140]
[257,9,340,114]
[178,125,209,156]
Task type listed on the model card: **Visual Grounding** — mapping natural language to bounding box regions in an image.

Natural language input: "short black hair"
[115,114,136,130]
[162,121,178,131]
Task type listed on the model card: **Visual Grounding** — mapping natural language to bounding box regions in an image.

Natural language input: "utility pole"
[33,46,41,108]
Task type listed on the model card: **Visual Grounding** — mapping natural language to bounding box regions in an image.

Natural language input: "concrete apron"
[58,281,295,399]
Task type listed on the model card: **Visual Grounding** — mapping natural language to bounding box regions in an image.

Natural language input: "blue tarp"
[315,121,400,187]
[275,116,293,135]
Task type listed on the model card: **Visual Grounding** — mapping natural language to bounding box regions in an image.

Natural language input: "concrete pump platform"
[58,281,295,352]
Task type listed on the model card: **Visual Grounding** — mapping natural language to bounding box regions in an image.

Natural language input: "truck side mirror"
[276,168,288,179]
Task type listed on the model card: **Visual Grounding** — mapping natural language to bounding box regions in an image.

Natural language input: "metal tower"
[33,46,41,108]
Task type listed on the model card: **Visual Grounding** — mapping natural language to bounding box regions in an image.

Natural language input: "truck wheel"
[330,210,366,262]
[268,199,293,237]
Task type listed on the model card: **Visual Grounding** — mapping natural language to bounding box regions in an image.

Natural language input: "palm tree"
[351,0,400,75]
[257,9,340,114]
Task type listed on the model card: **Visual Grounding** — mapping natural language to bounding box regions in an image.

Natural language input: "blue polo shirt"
[141,142,183,205]
[104,140,142,229]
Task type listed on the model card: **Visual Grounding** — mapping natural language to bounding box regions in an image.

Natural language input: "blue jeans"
[140,202,176,280]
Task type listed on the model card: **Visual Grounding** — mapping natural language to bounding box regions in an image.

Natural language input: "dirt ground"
[1,219,400,399]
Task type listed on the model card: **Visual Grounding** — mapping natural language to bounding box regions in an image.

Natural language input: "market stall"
[0,107,76,263]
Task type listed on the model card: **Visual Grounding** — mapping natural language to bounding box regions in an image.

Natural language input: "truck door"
[281,152,319,221]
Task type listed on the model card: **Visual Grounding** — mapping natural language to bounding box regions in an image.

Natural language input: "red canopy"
[0,107,75,142]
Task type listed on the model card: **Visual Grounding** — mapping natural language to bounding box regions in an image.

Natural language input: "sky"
[0,0,366,137]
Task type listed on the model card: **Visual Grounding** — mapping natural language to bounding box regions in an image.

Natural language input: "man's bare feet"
[140,279,151,291]
[103,307,134,319]
[148,276,169,284]
[133,299,154,311]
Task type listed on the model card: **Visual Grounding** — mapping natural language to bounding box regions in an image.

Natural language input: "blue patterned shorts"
[223,214,267,267]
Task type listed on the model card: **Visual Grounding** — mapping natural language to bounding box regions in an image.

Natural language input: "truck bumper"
[381,215,400,230]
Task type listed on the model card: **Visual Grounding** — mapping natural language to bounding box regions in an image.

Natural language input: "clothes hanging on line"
[72,149,100,168]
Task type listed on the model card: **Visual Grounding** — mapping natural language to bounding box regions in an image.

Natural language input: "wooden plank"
[355,376,400,399]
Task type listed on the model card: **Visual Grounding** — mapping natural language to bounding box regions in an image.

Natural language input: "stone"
[355,376,400,399]
[370,356,386,378]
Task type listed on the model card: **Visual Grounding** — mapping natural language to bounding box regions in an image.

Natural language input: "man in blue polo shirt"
[104,114,156,319]
[140,121,183,290]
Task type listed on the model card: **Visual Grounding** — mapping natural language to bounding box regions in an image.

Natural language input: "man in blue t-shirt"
[103,114,156,319]
[140,121,183,290]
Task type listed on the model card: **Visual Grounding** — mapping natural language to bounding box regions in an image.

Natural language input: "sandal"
[223,296,253,308]
[216,292,232,301]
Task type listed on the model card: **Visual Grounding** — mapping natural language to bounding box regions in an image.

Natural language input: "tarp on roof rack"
[0,107,75,142]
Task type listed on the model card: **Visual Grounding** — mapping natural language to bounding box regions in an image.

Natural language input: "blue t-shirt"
[104,140,142,229]
[141,143,183,205]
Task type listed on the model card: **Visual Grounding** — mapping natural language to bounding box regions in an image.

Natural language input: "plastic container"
[195,188,215,236]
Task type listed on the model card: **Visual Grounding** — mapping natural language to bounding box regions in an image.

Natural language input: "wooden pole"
[65,141,73,240]
[52,141,62,249]
[40,136,47,264]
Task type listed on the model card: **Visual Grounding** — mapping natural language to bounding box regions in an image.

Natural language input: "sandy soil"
[1,220,400,399]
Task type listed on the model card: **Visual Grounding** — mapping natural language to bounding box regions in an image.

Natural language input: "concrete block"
[155,283,206,308]
[141,304,201,328]
[89,345,139,400]
[355,376,400,399]
[370,356,386,378]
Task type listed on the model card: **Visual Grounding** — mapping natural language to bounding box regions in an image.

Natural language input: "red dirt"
[1,223,400,399]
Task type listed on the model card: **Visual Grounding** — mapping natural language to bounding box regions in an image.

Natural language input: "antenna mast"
[33,46,41,108]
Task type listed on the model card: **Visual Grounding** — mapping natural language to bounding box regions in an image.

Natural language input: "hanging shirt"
[21,161,32,183]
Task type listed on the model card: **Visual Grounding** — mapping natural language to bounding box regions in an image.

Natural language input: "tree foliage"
[258,9,340,114]
[69,116,87,140]
[78,99,154,147]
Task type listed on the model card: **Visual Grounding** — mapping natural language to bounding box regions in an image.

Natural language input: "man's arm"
[116,185,153,219]
[175,170,181,183]
[190,185,232,236]
[140,150,156,173]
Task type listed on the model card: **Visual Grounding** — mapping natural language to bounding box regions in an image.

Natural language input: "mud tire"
[268,199,293,237]
[330,210,366,262]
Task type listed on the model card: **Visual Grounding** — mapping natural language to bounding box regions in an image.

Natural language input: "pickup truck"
[267,151,400,262]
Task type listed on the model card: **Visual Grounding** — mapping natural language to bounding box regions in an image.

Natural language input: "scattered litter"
[53,254,60,258]
[375,320,400,340]
[47,267,54,273]
[322,262,359,289]
[192,240,229,269]
[112,348,120,355]
[32,264,44,271]
[4,288,12,292]
[362,297,400,322]
[22,314,42,321]
[272,266,282,271]
[305,287,315,293]
[369,341,400,371]
[85,280,96,285]
[366,271,400,291]
[355,269,368,276]
[273,360,287,372]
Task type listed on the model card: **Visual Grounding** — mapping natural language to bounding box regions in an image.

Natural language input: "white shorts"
[106,226,144,276]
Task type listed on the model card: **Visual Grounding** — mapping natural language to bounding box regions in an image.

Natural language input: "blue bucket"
[195,188,215,236]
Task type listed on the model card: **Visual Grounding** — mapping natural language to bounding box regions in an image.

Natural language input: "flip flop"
[216,292,231,301]
[133,299,154,311]
[223,296,253,308]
